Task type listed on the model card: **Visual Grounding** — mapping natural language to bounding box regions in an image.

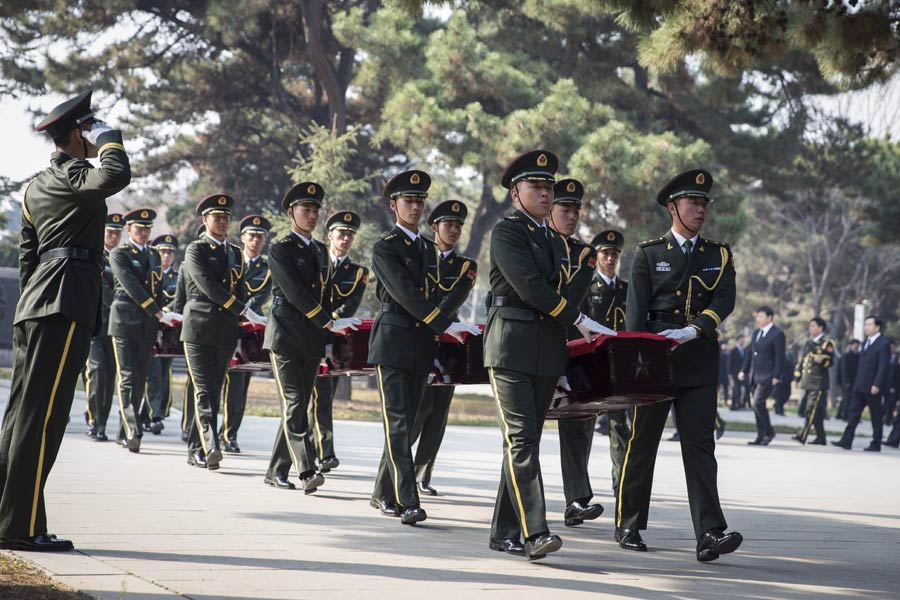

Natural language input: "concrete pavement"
[2,380,898,600]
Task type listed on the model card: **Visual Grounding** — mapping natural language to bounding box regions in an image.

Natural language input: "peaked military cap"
[240,214,271,234]
[282,182,324,209]
[591,229,624,252]
[123,208,156,227]
[500,150,558,189]
[428,200,467,226]
[196,194,234,215]
[152,234,178,250]
[326,210,361,232]
[656,169,713,206]
[106,213,124,230]
[383,170,430,199]
[553,178,584,206]
[34,90,95,139]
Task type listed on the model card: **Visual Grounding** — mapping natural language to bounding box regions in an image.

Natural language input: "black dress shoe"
[400,506,427,525]
[863,444,881,452]
[417,481,438,496]
[716,419,726,440]
[369,496,400,517]
[564,500,603,526]
[697,529,743,562]
[760,433,775,446]
[320,457,339,472]
[747,438,763,446]
[126,436,141,453]
[95,432,108,442]
[180,431,190,443]
[0,534,74,552]
[264,476,296,490]
[884,440,900,448]
[301,472,324,494]
[831,441,852,450]
[150,420,164,435]
[205,449,223,471]
[488,537,525,556]
[808,438,826,446]
[222,440,241,453]
[524,533,562,560]
[187,452,207,468]
[614,527,647,551]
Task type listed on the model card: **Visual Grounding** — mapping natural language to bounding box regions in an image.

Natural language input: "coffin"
[153,323,184,357]
[230,323,271,372]
[546,332,677,420]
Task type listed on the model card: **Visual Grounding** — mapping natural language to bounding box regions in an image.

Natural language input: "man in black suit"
[836,340,861,420]
[727,336,747,410]
[738,306,785,446]
[833,316,891,452]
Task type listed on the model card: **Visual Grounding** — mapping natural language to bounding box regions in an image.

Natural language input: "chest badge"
[656,261,671,272]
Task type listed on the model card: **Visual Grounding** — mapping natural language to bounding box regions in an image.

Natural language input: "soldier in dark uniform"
[585,229,632,501]
[311,210,368,473]
[183,195,265,471]
[84,213,123,442]
[369,170,480,525]
[263,183,360,492]
[0,91,130,551]
[109,209,180,453]
[176,225,205,443]
[484,151,613,560]
[142,234,179,433]
[614,169,742,562]
[791,318,835,445]
[546,179,604,527]
[411,200,477,496]
[220,215,272,453]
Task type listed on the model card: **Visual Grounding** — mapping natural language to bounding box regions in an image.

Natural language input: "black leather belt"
[114,292,134,301]
[380,302,412,317]
[272,296,289,307]
[189,293,212,303]
[490,295,531,310]
[648,310,700,326]
[39,247,102,266]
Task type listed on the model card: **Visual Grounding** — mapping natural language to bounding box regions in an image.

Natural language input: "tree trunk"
[301,0,347,132]
[463,169,510,259]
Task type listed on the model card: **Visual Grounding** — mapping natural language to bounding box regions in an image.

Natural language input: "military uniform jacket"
[626,230,736,387]
[794,335,835,391]
[108,242,164,341]
[484,210,581,377]
[434,250,477,321]
[160,267,178,309]
[180,236,246,347]
[97,248,115,336]
[329,256,369,320]
[585,271,628,332]
[170,266,188,313]
[369,227,453,374]
[562,237,596,342]
[15,135,131,330]
[264,233,332,358]
[242,254,272,314]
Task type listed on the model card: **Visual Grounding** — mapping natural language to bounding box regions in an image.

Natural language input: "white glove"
[444,321,482,343]
[83,120,113,145]
[556,375,571,393]
[243,307,267,326]
[659,326,699,345]
[159,312,182,326]
[574,314,617,342]
[329,317,362,334]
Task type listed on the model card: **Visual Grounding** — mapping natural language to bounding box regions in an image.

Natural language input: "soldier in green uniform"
[84,213,124,442]
[586,230,631,498]
[369,170,480,525]
[792,318,835,445]
[183,195,265,471]
[0,91,130,551]
[220,215,273,453]
[484,151,613,560]
[263,183,360,492]
[411,200,478,496]
[109,209,180,453]
[546,179,605,527]
[615,169,743,562]
[142,233,179,433]
[177,224,205,443]
[311,210,368,473]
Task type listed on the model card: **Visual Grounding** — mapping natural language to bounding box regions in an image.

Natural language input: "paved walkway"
[2,381,898,600]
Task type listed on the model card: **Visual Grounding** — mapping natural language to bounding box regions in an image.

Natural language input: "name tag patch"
[702,267,721,272]
[656,261,671,272]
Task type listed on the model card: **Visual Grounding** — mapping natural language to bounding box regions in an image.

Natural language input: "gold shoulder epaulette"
[639,237,665,247]
[504,214,522,222]
[278,235,294,245]
[702,238,728,248]
[383,232,398,241]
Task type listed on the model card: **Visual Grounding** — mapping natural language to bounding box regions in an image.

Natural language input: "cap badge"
[566,182,576,193]
[112,215,120,222]
[307,184,316,195]
[696,173,705,185]
[166,236,172,242]
[536,154,548,167]
[252,217,261,225]
[140,210,149,219]
[410,173,421,185]
[607,232,615,241]
[343,212,353,222]
[217,196,227,205]
[451,202,460,213]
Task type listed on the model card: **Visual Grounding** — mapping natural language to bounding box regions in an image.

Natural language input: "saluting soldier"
[182,195,266,471]
[143,233,180,432]
[616,169,743,562]
[547,179,604,528]
[369,170,480,525]
[586,230,632,498]
[411,200,478,497]
[0,91,130,551]
[485,151,612,560]
[220,215,273,453]
[311,210,368,473]
[177,224,205,443]
[791,318,835,445]
[109,209,180,453]
[263,183,360,492]
[84,213,124,442]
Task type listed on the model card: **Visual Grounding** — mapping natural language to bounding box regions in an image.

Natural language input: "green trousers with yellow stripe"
[184,342,233,458]
[85,335,115,436]
[489,368,556,542]
[797,388,827,443]
[615,384,726,540]
[112,337,154,444]
[0,315,91,538]
[311,375,337,462]
[220,371,251,444]
[558,416,596,505]
[267,352,319,480]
